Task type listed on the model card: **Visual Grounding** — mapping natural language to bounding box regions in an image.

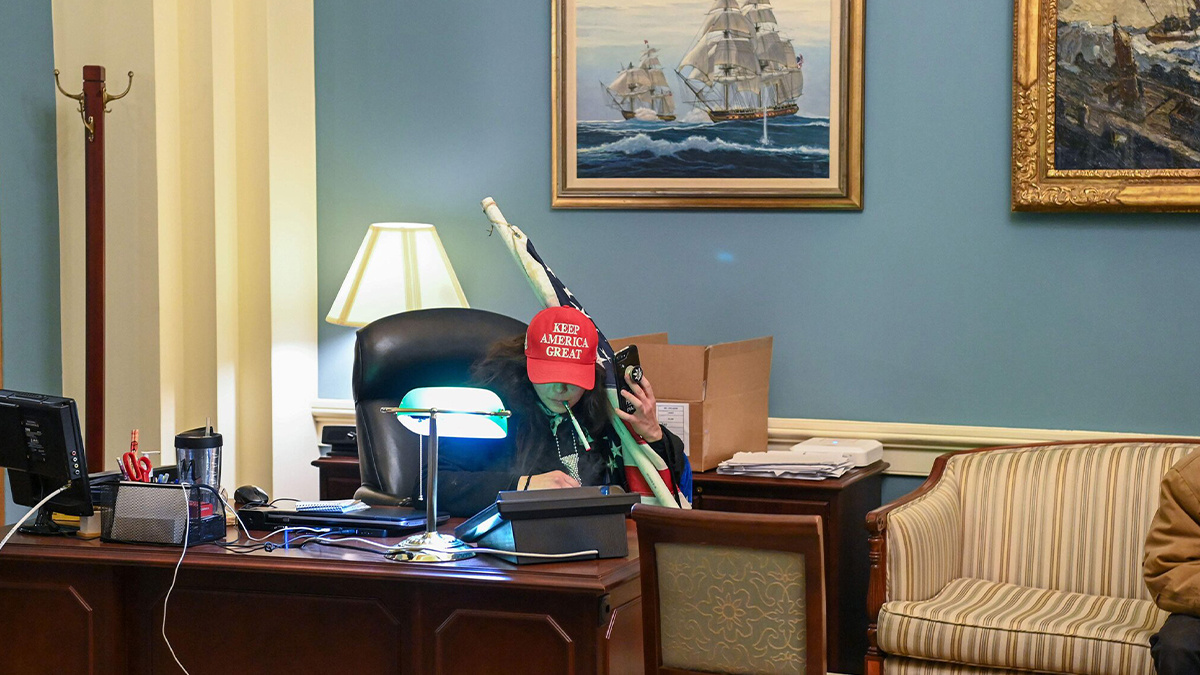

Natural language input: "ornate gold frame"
[1012,0,1200,211]
[552,0,864,210]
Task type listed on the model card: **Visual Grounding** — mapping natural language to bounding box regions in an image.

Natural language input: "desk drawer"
[696,493,830,519]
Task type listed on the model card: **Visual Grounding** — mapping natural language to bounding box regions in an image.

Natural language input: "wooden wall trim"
[764,418,1198,475]
[312,399,1199,477]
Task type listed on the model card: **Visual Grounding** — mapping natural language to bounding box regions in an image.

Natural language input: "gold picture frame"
[1013,0,1200,212]
[552,0,864,209]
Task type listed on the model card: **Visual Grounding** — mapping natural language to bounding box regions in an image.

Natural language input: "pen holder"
[97,482,225,546]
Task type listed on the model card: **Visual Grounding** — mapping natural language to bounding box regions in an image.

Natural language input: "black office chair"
[351,307,527,506]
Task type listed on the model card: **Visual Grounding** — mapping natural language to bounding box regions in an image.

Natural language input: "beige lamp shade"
[325,223,469,328]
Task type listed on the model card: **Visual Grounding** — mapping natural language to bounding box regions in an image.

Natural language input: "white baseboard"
[313,398,1194,477]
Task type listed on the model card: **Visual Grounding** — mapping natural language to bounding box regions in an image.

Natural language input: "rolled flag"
[482,197,689,508]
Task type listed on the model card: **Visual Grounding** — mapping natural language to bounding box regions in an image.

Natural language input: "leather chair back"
[351,307,526,505]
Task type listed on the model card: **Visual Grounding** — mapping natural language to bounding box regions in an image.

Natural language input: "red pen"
[130,429,139,457]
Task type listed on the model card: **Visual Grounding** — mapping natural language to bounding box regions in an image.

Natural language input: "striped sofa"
[863,439,1200,675]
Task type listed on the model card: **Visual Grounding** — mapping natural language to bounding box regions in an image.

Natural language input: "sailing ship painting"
[603,41,677,121]
[1055,0,1200,169]
[676,0,806,122]
[1142,0,1200,43]
[572,0,832,180]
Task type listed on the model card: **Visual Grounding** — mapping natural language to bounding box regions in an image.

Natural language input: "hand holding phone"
[613,345,662,442]
[613,346,644,415]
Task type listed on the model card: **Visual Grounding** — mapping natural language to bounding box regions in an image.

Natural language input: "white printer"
[789,437,883,467]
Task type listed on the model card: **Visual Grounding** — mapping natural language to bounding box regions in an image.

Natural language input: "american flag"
[520,237,617,387]
[482,198,690,507]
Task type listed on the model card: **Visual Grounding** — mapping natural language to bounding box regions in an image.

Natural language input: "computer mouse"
[234,484,269,507]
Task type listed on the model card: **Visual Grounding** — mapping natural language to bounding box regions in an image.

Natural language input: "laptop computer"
[237,504,448,536]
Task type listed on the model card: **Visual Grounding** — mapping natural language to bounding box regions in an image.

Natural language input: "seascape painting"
[1056,0,1200,170]
[576,115,831,179]
[553,0,865,208]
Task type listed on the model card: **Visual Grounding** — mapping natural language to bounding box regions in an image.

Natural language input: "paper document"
[656,402,689,457]
[716,448,855,480]
[295,499,370,513]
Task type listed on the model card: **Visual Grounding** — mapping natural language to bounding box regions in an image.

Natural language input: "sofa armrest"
[879,470,961,602]
[865,456,963,674]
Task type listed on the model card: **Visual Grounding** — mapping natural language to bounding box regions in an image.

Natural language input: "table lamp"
[326,222,468,328]
[382,386,510,561]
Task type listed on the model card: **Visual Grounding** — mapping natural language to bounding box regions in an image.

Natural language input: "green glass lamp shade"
[393,386,508,438]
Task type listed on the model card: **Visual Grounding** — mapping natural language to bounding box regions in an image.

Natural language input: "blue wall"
[315,0,1200,438]
[0,3,63,523]
[6,3,1191,521]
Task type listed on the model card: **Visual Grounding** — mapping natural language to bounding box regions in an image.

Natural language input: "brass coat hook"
[54,69,93,140]
[52,69,83,101]
[103,71,134,112]
[53,68,133,142]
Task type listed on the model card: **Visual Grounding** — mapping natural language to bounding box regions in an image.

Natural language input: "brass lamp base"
[388,531,476,562]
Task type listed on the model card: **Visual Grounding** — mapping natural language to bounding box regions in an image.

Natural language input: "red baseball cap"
[525,306,598,390]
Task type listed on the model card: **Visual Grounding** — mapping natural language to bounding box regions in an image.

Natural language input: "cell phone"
[613,345,643,415]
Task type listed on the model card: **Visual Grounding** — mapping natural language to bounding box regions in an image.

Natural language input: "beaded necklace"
[553,420,581,483]
[541,402,584,483]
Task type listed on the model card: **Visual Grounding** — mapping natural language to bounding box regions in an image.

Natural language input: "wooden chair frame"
[633,504,827,675]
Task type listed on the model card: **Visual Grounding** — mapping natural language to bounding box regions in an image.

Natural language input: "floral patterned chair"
[632,504,826,675]
[865,438,1200,675]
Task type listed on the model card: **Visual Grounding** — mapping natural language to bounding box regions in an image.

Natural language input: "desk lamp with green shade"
[327,222,482,561]
[382,386,510,561]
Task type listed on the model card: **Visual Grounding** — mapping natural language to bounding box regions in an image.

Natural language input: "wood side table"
[311,455,361,500]
[691,461,887,675]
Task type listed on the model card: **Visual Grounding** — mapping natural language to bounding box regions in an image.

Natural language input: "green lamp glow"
[381,386,510,562]
[393,387,508,439]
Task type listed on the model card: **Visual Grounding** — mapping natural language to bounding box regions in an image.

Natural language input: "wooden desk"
[312,454,362,500]
[0,521,643,674]
[691,461,887,675]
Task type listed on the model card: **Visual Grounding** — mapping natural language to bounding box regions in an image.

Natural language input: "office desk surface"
[0,520,645,675]
[0,521,642,589]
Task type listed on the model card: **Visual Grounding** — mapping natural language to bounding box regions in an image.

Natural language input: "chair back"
[351,307,526,504]
[953,440,1197,600]
[632,504,826,675]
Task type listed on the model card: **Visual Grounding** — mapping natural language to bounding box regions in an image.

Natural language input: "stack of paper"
[294,499,370,513]
[716,449,855,480]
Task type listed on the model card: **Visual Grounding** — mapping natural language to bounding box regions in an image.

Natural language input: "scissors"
[122,451,153,482]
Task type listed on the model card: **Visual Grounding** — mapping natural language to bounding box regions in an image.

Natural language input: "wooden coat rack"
[54,66,132,473]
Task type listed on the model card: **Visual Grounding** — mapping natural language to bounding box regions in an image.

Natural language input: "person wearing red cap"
[435,306,688,517]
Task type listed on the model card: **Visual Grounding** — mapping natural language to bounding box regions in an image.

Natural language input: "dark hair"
[471,335,609,476]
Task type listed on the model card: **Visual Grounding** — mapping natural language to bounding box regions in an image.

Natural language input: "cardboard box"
[609,333,772,471]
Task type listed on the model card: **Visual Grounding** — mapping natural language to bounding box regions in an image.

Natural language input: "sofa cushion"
[883,657,1033,674]
[878,577,1168,675]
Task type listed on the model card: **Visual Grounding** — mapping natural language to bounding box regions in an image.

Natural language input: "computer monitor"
[0,389,92,535]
